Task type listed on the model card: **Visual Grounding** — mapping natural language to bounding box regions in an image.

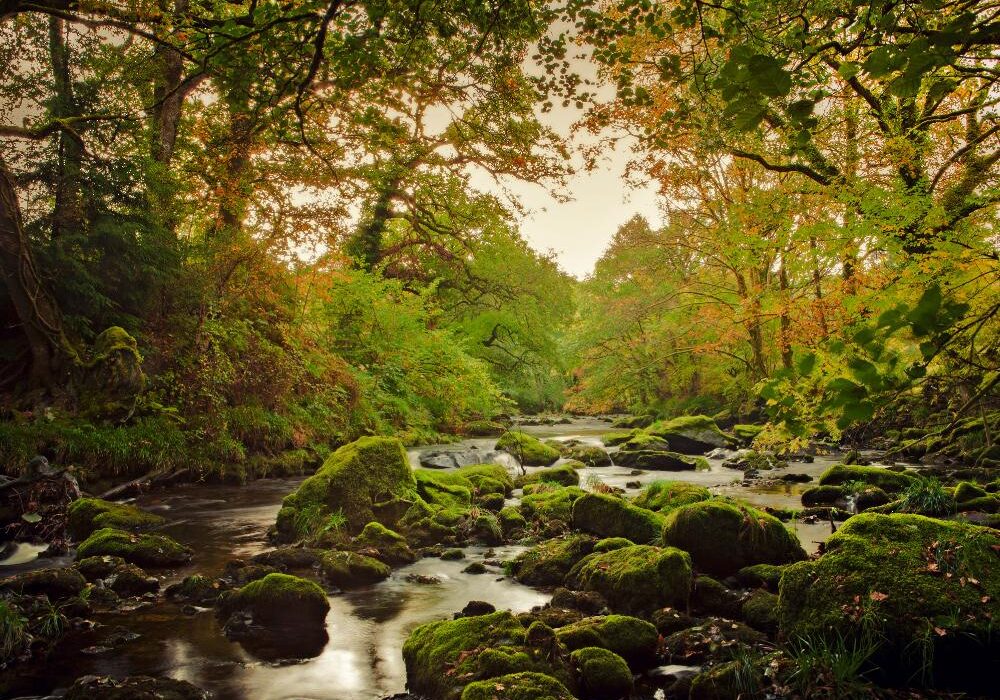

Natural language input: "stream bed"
[1,418,845,699]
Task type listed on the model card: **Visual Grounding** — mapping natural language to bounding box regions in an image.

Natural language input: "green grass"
[899,477,955,516]
[0,602,28,660]
[784,629,881,699]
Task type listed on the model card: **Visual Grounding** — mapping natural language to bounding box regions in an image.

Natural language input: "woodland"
[0,0,999,699]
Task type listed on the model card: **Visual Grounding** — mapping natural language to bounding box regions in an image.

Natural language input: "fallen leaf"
[869,591,889,602]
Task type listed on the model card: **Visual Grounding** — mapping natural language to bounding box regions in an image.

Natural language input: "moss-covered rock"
[778,513,1000,690]
[0,567,86,599]
[612,414,656,429]
[496,431,561,466]
[662,618,765,664]
[563,445,612,467]
[689,575,740,617]
[274,436,416,542]
[955,481,988,503]
[571,493,665,544]
[76,527,192,567]
[592,537,632,553]
[402,610,570,699]
[601,430,638,447]
[108,563,160,597]
[456,464,516,496]
[688,661,742,700]
[566,544,691,614]
[800,484,847,506]
[499,506,528,536]
[742,589,778,634]
[732,424,765,443]
[352,521,415,565]
[463,420,506,437]
[817,463,916,492]
[645,415,732,454]
[460,672,576,700]
[165,574,225,604]
[633,481,712,513]
[76,554,128,581]
[216,572,329,629]
[516,464,581,488]
[571,647,633,699]
[67,497,165,539]
[735,563,785,592]
[616,448,708,471]
[661,499,806,576]
[319,550,391,588]
[512,535,596,586]
[477,492,506,512]
[555,614,659,669]
[520,486,586,525]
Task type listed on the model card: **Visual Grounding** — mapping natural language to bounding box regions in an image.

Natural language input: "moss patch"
[353,522,415,565]
[516,464,580,488]
[634,481,712,513]
[662,499,806,576]
[555,614,660,669]
[216,572,329,628]
[402,610,569,699]
[817,463,916,492]
[67,498,165,539]
[601,430,638,447]
[571,493,665,544]
[274,436,416,541]
[76,527,192,567]
[570,646,633,699]
[496,432,560,466]
[567,544,691,615]
[320,550,391,588]
[460,672,575,700]
[563,445,612,467]
[520,486,586,525]
[512,535,596,586]
[778,513,1000,688]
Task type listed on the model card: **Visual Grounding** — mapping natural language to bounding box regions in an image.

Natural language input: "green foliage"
[783,630,880,699]
[0,601,28,661]
[899,478,956,517]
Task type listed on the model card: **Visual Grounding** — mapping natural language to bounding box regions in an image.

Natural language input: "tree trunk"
[48,16,84,240]
[0,158,73,389]
[150,0,189,166]
[778,251,793,370]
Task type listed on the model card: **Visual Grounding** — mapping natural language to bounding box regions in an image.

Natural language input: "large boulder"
[460,672,575,700]
[817,463,916,492]
[520,486,586,526]
[563,444,612,467]
[274,437,416,541]
[555,614,660,669]
[516,464,580,488]
[65,675,210,700]
[402,610,571,699]
[0,567,86,600]
[496,431,560,466]
[566,544,692,615]
[511,535,596,586]
[571,493,665,544]
[352,522,416,565]
[633,481,712,512]
[67,498,165,539]
[216,572,329,630]
[570,647,633,699]
[319,550,391,588]
[645,415,732,454]
[75,527,192,567]
[779,513,1000,692]
[661,499,806,576]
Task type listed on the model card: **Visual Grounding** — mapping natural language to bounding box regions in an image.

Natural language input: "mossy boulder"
[662,618,765,664]
[499,506,528,536]
[571,493,665,544]
[0,567,86,599]
[817,463,916,492]
[955,481,988,503]
[76,527,192,567]
[216,572,329,629]
[456,464,516,496]
[166,574,225,604]
[616,448,708,471]
[690,575,740,617]
[732,424,765,443]
[555,614,659,668]
[67,497,165,539]
[319,550,391,588]
[563,445,612,467]
[511,535,596,586]
[496,431,561,466]
[800,484,847,506]
[352,522,415,565]
[402,610,571,699]
[520,486,586,525]
[570,647,633,699]
[516,464,581,488]
[460,672,575,700]
[645,415,732,454]
[593,537,632,553]
[742,589,778,634]
[108,563,160,597]
[634,481,712,513]
[778,513,1000,690]
[735,564,785,592]
[76,554,128,581]
[463,420,506,437]
[274,436,416,542]
[566,544,692,614]
[601,430,638,447]
[661,499,806,576]
[688,661,742,700]
[612,414,656,429]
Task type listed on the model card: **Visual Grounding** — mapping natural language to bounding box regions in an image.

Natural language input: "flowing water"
[1,418,846,699]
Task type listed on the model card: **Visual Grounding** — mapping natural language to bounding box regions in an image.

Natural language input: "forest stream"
[0,418,848,700]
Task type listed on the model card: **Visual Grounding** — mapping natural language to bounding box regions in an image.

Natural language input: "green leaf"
[21,512,42,523]
[797,352,817,376]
